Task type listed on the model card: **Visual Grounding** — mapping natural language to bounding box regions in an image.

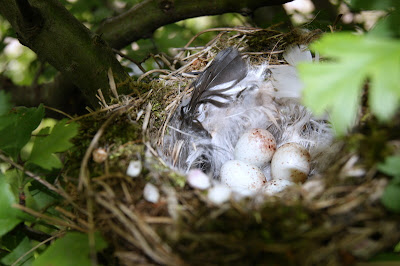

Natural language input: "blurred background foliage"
[0,0,390,88]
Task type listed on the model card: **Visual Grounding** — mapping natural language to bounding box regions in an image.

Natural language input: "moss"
[246,30,286,52]
[346,115,398,167]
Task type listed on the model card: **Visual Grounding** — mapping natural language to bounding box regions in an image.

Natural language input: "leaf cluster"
[300,0,400,135]
[299,0,400,245]
[0,93,107,266]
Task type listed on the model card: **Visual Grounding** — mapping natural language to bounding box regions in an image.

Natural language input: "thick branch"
[0,0,291,109]
[0,74,85,115]
[98,0,291,49]
[311,0,338,22]
[0,0,132,107]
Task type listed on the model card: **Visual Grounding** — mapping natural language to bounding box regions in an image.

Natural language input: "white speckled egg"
[262,179,294,195]
[271,142,311,183]
[220,160,266,194]
[234,129,276,168]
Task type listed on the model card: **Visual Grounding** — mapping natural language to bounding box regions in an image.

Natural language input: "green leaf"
[381,183,400,213]
[26,183,59,212]
[0,91,12,116]
[378,156,400,177]
[348,0,395,10]
[347,0,400,38]
[1,237,33,266]
[299,33,400,135]
[27,120,79,170]
[395,241,400,252]
[0,105,44,159]
[369,252,400,262]
[370,11,400,38]
[33,232,107,266]
[0,173,22,237]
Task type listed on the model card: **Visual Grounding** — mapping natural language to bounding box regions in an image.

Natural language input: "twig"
[152,54,164,69]
[92,172,135,182]
[174,27,263,64]
[96,89,108,108]
[268,35,284,63]
[137,69,171,83]
[142,216,173,224]
[120,181,133,204]
[0,151,61,194]
[96,196,168,264]
[13,204,86,232]
[107,68,119,99]
[30,62,44,89]
[154,54,175,70]
[54,206,89,229]
[44,105,74,119]
[172,46,205,51]
[112,48,146,73]
[68,98,137,122]
[243,50,284,55]
[0,151,87,215]
[141,102,152,133]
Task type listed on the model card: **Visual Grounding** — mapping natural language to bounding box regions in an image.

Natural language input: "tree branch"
[1,0,292,109]
[311,0,338,22]
[0,0,132,107]
[0,74,86,115]
[98,0,291,49]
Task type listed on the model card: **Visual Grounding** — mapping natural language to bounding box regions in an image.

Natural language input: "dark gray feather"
[182,48,248,120]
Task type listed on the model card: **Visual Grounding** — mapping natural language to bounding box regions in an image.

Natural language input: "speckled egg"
[270,142,311,183]
[220,160,266,194]
[234,128,276,168]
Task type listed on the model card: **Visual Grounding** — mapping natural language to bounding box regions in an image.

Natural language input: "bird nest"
[60,27,399,265]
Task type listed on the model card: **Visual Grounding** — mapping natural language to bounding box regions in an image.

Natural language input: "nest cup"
[65,27,400,265]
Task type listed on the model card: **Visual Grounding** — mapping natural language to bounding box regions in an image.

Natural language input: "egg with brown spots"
[271,142,311,183]
[234,128,276,168]
[220,160,266,194]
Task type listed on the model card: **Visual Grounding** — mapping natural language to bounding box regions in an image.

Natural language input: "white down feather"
[161,45,335,180]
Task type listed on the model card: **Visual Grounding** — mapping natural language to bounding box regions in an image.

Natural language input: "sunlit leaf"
[33,232,107,266]
[299,33,400,135]
[395,241,400,252]
[3,42,37,86]
[27,119,79,170]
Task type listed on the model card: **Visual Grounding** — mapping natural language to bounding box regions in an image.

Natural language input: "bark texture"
[0,0,132,107]
[98,0,291,49]
[0,0,291,108]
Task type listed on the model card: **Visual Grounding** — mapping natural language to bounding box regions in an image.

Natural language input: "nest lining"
[56,27,400,265]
